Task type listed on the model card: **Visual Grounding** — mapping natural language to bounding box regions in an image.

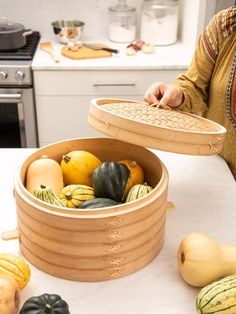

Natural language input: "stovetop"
[0,31,40,61]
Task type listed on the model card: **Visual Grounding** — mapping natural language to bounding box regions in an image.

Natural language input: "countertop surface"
[32,38,193,71]
[0,148,235,313]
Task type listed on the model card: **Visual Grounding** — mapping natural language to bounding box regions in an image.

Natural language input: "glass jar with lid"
[140,0,179,46]
[108,0,136,43]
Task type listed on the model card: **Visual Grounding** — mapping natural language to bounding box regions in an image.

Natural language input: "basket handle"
[1,228,19,240]
[166,201,175,212]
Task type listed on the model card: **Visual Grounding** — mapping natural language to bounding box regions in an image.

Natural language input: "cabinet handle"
[93,82,136,87]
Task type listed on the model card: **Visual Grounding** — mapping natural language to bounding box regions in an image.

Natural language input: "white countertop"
[32,38,193,71]
[0,148,235,313]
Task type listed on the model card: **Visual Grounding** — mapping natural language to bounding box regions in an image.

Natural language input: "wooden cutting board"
[61,44,112,60]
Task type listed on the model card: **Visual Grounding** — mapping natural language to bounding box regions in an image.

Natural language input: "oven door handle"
[0,93,22,103]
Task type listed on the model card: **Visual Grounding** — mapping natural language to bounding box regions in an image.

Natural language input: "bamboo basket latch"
[166,201,175,212]
[1,228,19,241]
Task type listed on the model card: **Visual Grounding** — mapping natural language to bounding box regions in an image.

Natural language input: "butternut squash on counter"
[177,233,236,287]
[26,155,64,196]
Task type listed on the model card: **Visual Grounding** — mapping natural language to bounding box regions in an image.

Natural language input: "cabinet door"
[36,95,142,147]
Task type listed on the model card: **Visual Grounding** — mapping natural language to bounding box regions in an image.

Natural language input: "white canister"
[140,0,179,46]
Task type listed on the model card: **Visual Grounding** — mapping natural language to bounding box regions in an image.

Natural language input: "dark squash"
[20,293,70,314]
[92,161,130,202]
[79,197,119,209]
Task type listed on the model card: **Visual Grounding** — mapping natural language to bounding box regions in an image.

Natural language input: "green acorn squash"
[19,293,70,314]
[79,197,119,209]
[92,161,130,202]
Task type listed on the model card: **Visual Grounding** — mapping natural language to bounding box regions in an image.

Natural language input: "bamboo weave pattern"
[101,102,215,132]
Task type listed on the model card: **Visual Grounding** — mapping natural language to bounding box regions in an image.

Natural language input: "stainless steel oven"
[0,87,37,147]
[0,32,40,148]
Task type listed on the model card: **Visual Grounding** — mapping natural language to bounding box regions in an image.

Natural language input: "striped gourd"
[0,253,30,289]
[125,182,153,202]
[34,184,66,207]
[59,184,95,208]
[196,275,236,314]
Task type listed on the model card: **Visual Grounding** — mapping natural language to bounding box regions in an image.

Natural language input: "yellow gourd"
[0,253,31,290]
[177,233,236,287]
[0,274,20,314]
[26,155,64,196]
[60,150,102,186]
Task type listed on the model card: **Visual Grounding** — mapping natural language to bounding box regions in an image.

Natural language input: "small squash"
[177,233,236,287]
[59,184,95,208]
[60,150,102,186]
[0,253,30,290]
[119,160,144,194]
[26,155,64,196]
[125,182,153,202]
[34,184,66,207]
[92,161,130,202]
[0,274,20,314]
[79,198,119,209]
[20,293,70,314]
[196,274,236,314]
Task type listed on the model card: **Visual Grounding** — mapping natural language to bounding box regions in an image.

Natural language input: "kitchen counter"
[0,148,235,313]
[32,38,193,71]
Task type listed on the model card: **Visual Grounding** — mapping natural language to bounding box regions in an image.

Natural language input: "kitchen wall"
[0,0,234,42]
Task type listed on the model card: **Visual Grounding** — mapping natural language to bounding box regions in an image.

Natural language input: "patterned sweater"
[174,6,236,180]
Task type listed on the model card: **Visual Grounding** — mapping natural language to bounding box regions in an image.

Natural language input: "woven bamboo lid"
[88,98,227,155]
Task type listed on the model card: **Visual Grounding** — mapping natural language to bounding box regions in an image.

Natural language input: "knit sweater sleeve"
[174,12,222,113]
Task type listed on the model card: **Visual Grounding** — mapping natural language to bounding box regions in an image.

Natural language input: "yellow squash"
[60,150,102,186]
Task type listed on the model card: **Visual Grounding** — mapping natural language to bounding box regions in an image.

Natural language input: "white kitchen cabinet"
[34,69,184,147]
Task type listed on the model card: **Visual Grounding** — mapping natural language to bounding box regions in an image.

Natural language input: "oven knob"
[15,71,25,81]
[0,71,8,80]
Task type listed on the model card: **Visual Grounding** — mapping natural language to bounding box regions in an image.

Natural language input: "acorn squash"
[92,161,130,202]
[59,184,95,208]
[79,198,119,209]
[19,293,70,314]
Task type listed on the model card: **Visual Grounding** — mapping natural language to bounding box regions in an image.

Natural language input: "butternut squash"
[177,233,236,287]
[26,155,64,196]
[0,274,20,314]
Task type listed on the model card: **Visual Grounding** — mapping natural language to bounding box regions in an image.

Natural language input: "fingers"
[144,82,183,108]
[144,82,163,104]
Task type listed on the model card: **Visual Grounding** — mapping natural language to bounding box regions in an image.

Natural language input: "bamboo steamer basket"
[10,97,226,282]
[13,137,169,281]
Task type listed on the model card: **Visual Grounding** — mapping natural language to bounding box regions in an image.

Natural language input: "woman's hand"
[144,82,183,108]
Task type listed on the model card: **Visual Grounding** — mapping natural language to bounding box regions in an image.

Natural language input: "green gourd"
[79,198,119,209]
[92,161,130,202]
[20,293,70,314]
[34,184,66,207]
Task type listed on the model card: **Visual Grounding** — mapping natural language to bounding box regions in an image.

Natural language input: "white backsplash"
[0,0,144,40]
[0,0,233,43]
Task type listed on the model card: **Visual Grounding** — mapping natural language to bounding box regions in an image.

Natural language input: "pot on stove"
[0,17,32,51]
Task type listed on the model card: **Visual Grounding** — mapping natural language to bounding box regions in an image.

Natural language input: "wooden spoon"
[40,41,60,63]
